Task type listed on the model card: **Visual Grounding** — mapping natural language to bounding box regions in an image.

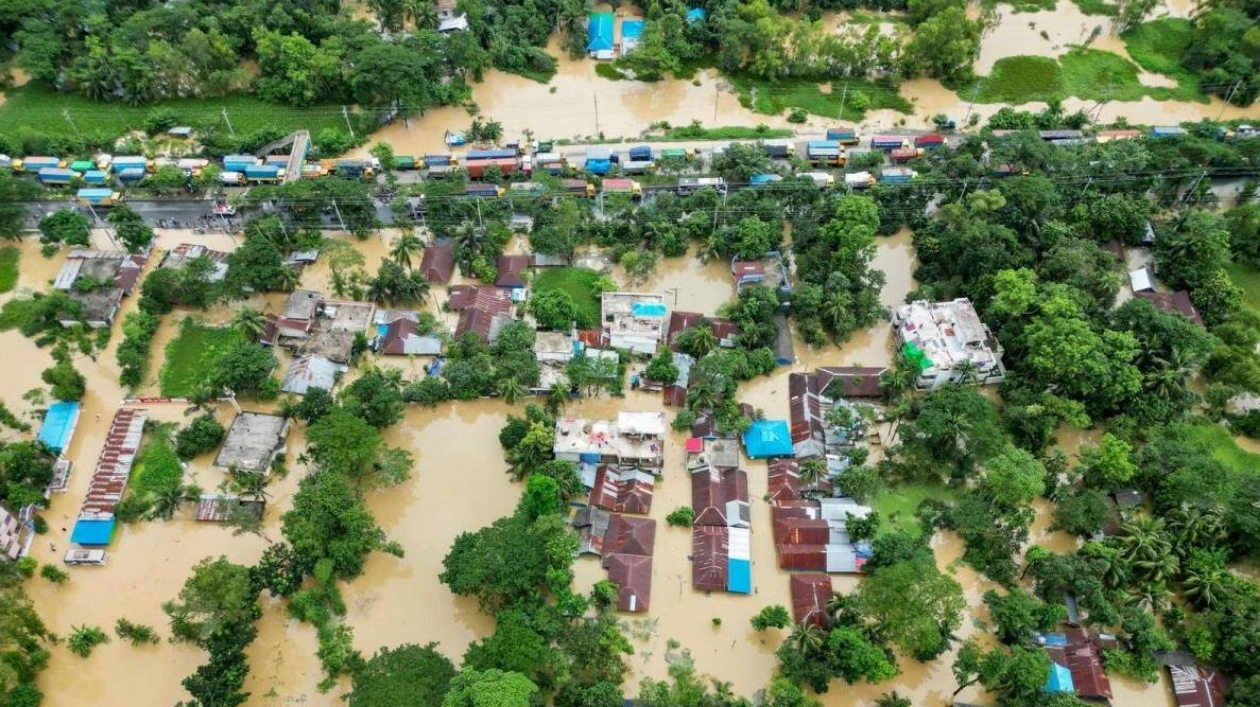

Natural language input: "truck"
[64,548,107,565]
[799,172,835,189]
[466,148,518,161]
[561,179,596,197]
[17,156,63,173]
[519,155,534,176]
[601,178,642,198]
[465,183,504,198]
[177,158,209,175]
[871,135,908,151]
[890,147,923,163]
[223,154,259,172]
[914,134,946,150]
[111,156,149,173]
[1038,129,1084,142]
[584,148,613,175]
[659,147,694,161]
[1149,126,1188,139]
[76,188,121,206]
[508,182,547,197]
[826,126,860,145]
[264,155,289,167]
[395,156,417,170]
[763,139,795,158]
[750,173,783,187]
[534,152,564,174]
[245,164,284,182]
[622,160,656,175]
[676,177,727,195]
[70,160,95,174]
[844,172,876,190]
[806,140,844,166]
[220,171,245,186]
[83,170,109,185]
[335,159,376,180]
[38,168,75,186]
[117,167,147,184]
[302,163,327,178]
[423,154,457,168]
[628,145,653,161]
[879,167,916,184]
[465,158,518,179]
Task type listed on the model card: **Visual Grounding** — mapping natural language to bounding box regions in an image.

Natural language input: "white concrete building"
[893,298,1005,389]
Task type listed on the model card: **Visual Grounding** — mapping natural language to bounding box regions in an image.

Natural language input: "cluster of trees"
[0,561,55,706]
[1181,0,1260,106]
[414,323,541,403]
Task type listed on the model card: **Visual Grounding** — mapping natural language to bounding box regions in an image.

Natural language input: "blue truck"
[585,148,613,175]
[38,168,75,186]
[244,164,283,182]
[83,170,109,185]
[806,140,843,166]
[628,145,653,161]
[76,188,121,206]
[117,168,147,184]
[223,154,259,172]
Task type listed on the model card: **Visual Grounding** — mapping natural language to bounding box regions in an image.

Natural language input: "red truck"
[464,158,518,179]
[890,147,923,163]
[914,134,945,149]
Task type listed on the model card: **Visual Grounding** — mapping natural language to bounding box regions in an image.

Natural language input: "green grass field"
[730,76,912,122]
[1069,0,1118,15]
[1226,262,1260,313]
[532,267,604,329]
[978,46,1203,104]
[976,55,1066,103]
[871,482,958,539]
[130,426,184,498]
[159,318,244,397]
[0,246,19,294]
[1122,18,1202,94]
[1177,421,1260,474]
[0,85,351,143]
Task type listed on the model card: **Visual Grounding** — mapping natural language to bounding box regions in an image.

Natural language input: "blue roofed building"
[621,19,645,56]
[744,419,794,459]
[1046,661,1075,694]
[38,401,80,454]
[587,12,615,59]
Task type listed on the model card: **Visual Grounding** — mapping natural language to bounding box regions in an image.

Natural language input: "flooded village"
[0,0,1258,704]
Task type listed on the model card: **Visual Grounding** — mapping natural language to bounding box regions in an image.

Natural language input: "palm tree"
[874,693,912,707]
[786,623,825,657]
[697,232,723,263]
[390,233,424,270]
[232,308,268,340]
[820,290,851,334]
[1168,506,1224,555]
[482,120,504,144]
[953,359,980,385]
[1118,516,1172,566]
[686,382,719,413]
[1133,551,1180,586]
[825,591,849,627]
[498,377,526,405]
[228,467,272,504]
[274,266,300,293]
[546,383,568,415]
[406,0,438,29]
[1183,563,1227,609]
[799,457,828,489]
[148,483,202,521]
[1124,581,1172,612]
[680,325,718,359]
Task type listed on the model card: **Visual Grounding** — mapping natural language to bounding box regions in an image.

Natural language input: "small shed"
[587,13,615,58]
[744,420,793,459]
[167,126,194,139]
[38,401,81,454]
[1129,268,1155,293]
[281,355,342,396]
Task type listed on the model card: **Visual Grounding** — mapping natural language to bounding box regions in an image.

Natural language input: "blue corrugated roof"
[1046,662,1074,693]
[71,519,116,546]
[587,13,614,51]
[728,558,752,594]
[622,19,645,39]
[37,401,80,453]
[743,419,793,458]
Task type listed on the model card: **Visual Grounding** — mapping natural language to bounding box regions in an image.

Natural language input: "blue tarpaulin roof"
[728,558,752,594]
[587,13,614,51]
[71,519,116,546]
[622,19,644,39]
[632,302,667,317]
[38,401,80,453]
[1046,662,1074,693]
[743,419,793,458]
[686,7,707,22]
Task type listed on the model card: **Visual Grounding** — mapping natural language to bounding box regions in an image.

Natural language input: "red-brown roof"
[768,458,802,504]
[815,366,888,399]
[692,526,728,592]
[454,307,508,342]
[605,553,652,612]
[663,384,687,407]
[790,574,833,627]
[381,318,417,355]
[691,467,749,527]
[1168,665,1230,707]
[788,372,823,446]
[496,254,530,288]
[1135,290,1203,326]
[666,311,741,349]
[447,285,513,314]
[777,544,826,571]
[602,514,656,560]
[419,246,456,284]
[590,466,655,515]
[1047,630,1114,702]
[731,260,766,280]
[577,329,610,348]
[774,517,830,545]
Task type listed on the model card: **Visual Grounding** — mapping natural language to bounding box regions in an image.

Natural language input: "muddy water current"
[6,222,1187,706]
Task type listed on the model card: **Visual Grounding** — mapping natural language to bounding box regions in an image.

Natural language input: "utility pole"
[62,109,79,137]
[330,197,347,231]
[342,106,356,142]
[594,94,601,135]
[1218,80,1242,120]
[837,83,848,122]
[221,107,235,137]
[961,82,981,129]
[714,85,720,123]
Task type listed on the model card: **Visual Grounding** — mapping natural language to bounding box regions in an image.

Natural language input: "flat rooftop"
[894,299,1001,375]
[213,412,289,472]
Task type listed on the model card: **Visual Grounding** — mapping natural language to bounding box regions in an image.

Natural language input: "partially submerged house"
[55,249,148,328]
[0,506,32,560]
[304,299,376,363]
[1135,291,1203,326]
[692,524,751,594]
[554,412,666,469]
[772,496,873,574]
[496,254,531,297]
[1040,630,1114,704]
[790,573,833,628]
[1165,660,1230,707]
[419,245,456,284]
[893,299,1005,389]
[449,284,516,344]
[589,464,655,515]
[743,419,794,459]
[605,553,652,612]
[71,408,148,547]
[690,464,750,529]
[159,243,230,282]
[213,412,289,473]
[788,371,875,458]
[621,18,644,55]
[601,292,667,354]
[665,311,739,351]
[275,289,322,339]
[587,12,615,59]
[662,351,694,407]
[377,316,443,356]
[38,401,81,493]
[732,251,789,295]
[281,354,344,396]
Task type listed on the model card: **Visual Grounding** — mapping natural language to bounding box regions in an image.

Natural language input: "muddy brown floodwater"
[10,222,1180,707]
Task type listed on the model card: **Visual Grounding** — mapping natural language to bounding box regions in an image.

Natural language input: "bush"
[7,685,42,707]
[115,618,161,646]
[316,128,354,156]
[117,311,161,389]
[750,605,791,631]
[666,506,695,528]
[174,414,226,460]
[67,625,110,658]
[787,108,808,123]
[39,564,69,585]
[402,378,452,408]
[15,557,36,578]
[143,108,179,135]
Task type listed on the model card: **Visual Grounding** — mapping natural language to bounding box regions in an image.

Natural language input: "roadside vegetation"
[0,246,19,294]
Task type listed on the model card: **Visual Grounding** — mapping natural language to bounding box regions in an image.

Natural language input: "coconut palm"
[686,381,719,413]
[953,359,980,385]
[546,383,568,415]
[232,307,268,340]
[786,623,825,657]
[498,377,526,405]
[799,458,828,489]
[228,467,272,504]
[147,483,202,521]
[820,290,852,334]
[406,0,438,29]
[1117,516,1172,566]
[697,232,723,264]
[679,325,718,359]
[274,265,301,293]
[390,233,424,270]
[1168,506,1224,555]
[1132,551,1181,586]
[1124,581,1172,612]
[874,693,911,707]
